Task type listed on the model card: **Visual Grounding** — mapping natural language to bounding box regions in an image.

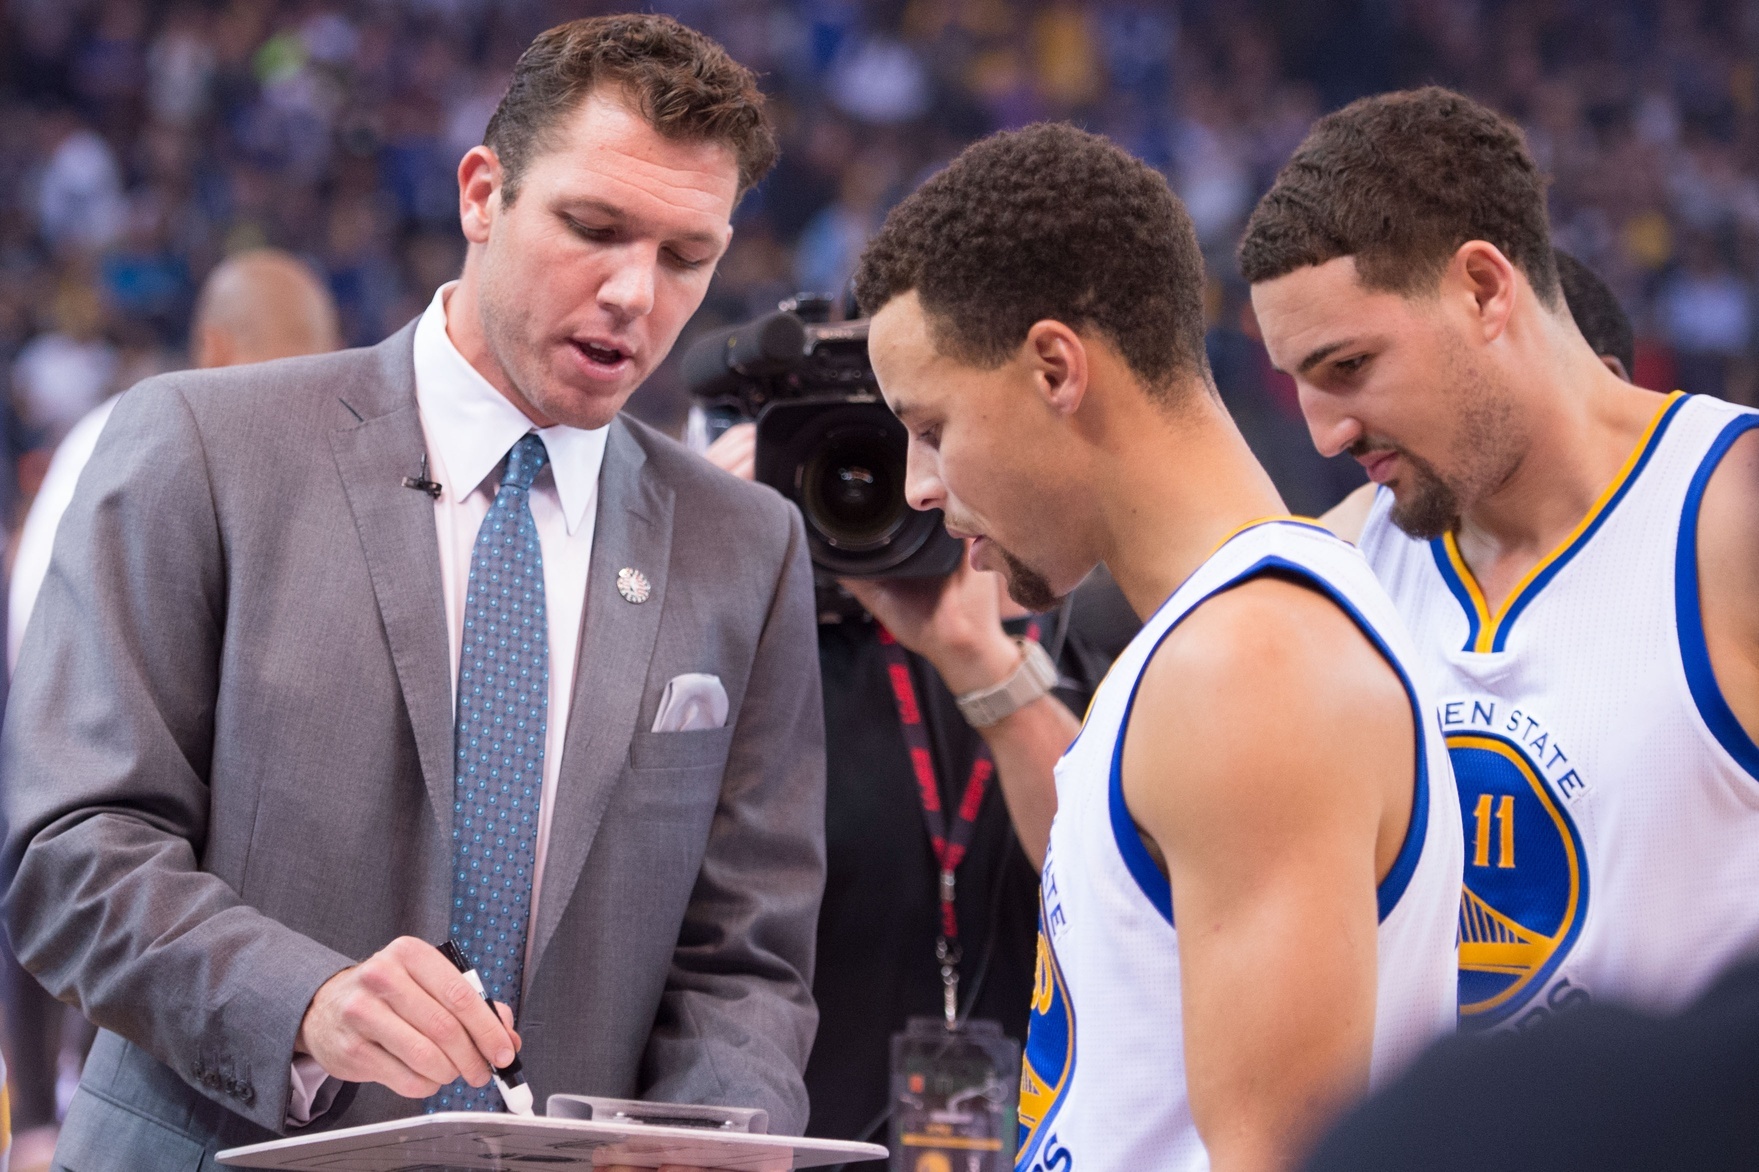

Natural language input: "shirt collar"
[412,282,609,535]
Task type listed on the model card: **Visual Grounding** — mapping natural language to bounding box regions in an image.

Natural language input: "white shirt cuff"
[286,1055,340,1127]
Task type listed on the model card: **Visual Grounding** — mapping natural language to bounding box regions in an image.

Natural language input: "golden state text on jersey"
[1361,392,1759,1027]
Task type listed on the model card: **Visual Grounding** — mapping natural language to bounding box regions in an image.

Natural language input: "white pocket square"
[652,673,728,733]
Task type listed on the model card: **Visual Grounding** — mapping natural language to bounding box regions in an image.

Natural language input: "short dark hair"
[485,14,778,205]
[854,122,1209,398]
[1554,249,1635,376]
[1238,86,1560,307]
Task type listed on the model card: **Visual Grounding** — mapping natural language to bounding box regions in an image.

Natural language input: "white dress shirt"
[291,282,609,1122]
[414,281,609,940]
[8,395,117,670]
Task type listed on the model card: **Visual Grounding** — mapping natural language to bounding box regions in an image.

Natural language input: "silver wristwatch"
[955,637,1058,728]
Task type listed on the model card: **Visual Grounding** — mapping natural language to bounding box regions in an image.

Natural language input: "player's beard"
[1372,343,1525,542]
[996,544,1062,611]
[1371,444,1461,541]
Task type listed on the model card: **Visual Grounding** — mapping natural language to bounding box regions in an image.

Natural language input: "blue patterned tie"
[428,433,549,1113]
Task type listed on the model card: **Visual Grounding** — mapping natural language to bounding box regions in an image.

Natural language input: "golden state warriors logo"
[1016,901,1074,1170]
[1450,731,1589,1029]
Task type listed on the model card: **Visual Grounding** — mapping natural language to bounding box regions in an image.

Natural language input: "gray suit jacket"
[0,324,826,1169]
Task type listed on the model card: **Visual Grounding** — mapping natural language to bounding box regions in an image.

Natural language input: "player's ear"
[1452,240,1519,343]
[1024,319,1088,418]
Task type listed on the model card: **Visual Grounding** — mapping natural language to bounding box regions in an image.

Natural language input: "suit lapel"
[529,418,674,974]
[329,377,455,839]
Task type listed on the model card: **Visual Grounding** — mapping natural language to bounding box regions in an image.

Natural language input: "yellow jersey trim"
[1440,391,1685,654]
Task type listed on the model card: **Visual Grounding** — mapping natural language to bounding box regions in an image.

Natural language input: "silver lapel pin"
[616,567,652,604]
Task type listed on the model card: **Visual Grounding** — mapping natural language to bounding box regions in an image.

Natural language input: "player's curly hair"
[1238,86,1559,306]
[487,13,778,204]
[854,122,1210,399]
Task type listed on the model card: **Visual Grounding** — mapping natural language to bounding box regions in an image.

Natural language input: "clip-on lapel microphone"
[403,453,443,499]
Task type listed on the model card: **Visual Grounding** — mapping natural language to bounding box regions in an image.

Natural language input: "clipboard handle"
[545,1095,770,1135]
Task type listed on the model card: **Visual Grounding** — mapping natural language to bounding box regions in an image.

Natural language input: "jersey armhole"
[1674,414,1759,782]
[1107,556,1431,928]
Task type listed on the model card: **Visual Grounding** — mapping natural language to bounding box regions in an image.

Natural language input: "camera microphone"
[681,310,808,400]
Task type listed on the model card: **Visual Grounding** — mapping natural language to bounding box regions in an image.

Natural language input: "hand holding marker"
[438,939,534,1115]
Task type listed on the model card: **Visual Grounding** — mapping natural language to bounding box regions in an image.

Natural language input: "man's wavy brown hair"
[854,122,1210,400]
[1238,86,1560,306]
[485,14,778,204]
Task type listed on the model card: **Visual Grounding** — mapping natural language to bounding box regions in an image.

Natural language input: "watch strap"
[955,637,1058,728]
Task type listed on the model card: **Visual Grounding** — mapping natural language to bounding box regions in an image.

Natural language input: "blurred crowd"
[0,0,1750,465]
[3,0,1759,525]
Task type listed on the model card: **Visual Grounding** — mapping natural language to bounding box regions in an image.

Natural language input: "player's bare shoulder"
[1137,572,1412,751]
[1121,573,1415,865]
[1694,425,1759,740]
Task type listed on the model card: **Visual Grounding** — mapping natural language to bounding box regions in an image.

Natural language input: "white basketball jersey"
[1016,520,1463,1172]
[1359,390,1759,1030]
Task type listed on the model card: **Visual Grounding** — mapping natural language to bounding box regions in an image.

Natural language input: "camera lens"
[756,396,964,579]
[801,426,907,549]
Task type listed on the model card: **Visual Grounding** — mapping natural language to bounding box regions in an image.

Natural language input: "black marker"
[438,939,534,1115]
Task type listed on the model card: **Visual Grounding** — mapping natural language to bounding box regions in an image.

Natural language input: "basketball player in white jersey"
[1242,86,1759,1034]
[853,123,1462,1172]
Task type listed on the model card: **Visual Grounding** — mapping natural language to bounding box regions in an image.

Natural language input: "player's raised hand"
[295,936,523,1100]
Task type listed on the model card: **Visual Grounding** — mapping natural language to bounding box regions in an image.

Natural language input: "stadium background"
[3,0,1757,521]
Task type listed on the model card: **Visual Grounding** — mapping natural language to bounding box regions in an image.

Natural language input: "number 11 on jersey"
[1472,793,1515,869]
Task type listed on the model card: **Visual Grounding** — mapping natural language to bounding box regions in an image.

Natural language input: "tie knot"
[502,433,549,492]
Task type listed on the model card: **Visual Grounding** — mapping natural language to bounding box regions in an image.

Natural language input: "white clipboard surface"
[217,1111,889,1170]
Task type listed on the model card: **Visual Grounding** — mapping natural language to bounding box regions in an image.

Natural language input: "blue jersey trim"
[1430,540,1484,653]
[1429,392,1688,654]
[1490,393,1684,652]
[1675,412,1759,781]
[1062,518,1339,774]
[1107,707,1175,924]
[1106,551,1431,927]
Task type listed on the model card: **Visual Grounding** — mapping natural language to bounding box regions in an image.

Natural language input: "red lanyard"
[877,619,1042,1026]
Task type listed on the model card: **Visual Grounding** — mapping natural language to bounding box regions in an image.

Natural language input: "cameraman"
[702,422,1134,1166]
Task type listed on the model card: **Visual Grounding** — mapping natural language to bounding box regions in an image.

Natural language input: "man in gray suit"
[0,15,824,1169]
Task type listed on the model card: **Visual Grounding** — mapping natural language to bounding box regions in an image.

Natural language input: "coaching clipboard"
[216,1111,889,1171]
